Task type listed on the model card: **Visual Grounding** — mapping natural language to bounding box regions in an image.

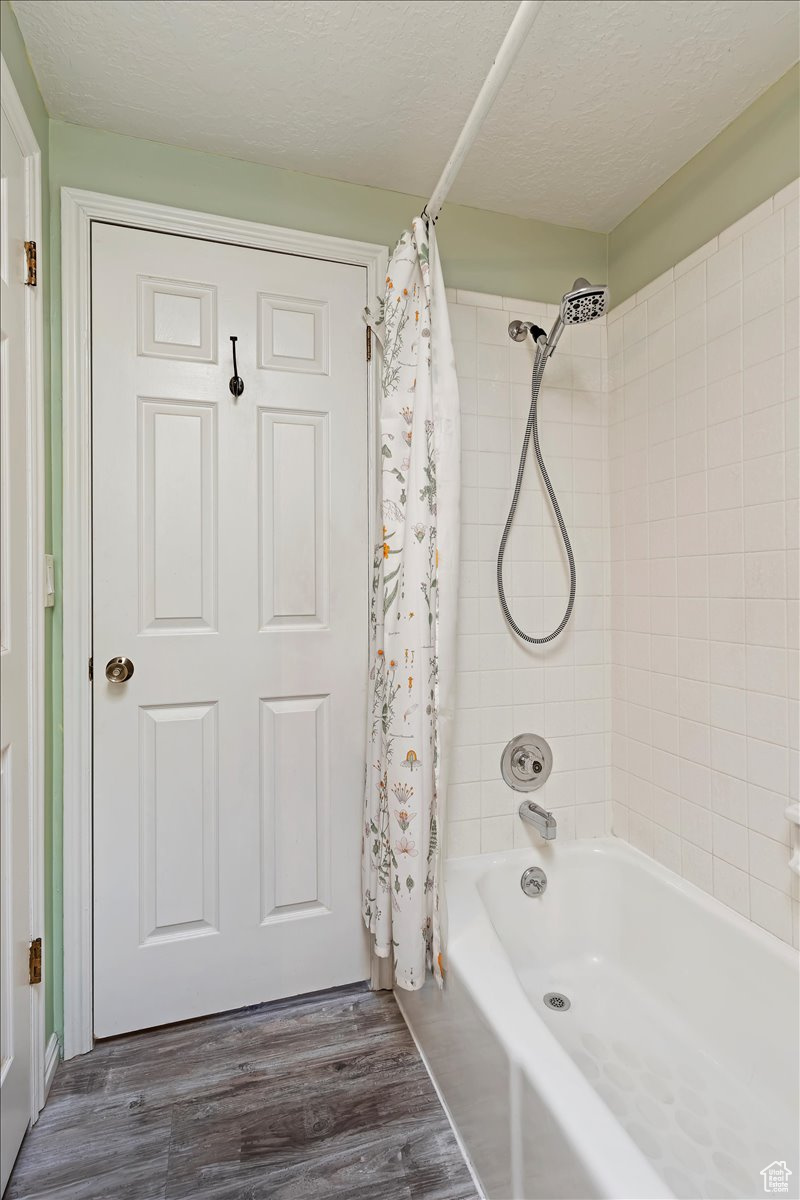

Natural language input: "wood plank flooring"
[7,984,478,1200]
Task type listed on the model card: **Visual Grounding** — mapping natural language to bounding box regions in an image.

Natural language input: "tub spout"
[519,799,557,840]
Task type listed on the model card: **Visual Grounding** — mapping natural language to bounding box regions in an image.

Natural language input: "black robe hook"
[229,336,244,397]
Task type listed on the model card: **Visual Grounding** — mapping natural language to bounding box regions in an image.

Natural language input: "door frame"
[0,57,47,1115]
[61,187,388,1058]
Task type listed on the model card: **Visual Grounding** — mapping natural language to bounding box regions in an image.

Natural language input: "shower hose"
[496,343,576,643]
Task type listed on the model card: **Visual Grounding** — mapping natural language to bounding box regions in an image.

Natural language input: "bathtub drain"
[543,992,571,1011]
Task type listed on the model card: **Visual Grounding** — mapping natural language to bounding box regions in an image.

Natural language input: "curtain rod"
[424,0,544,225]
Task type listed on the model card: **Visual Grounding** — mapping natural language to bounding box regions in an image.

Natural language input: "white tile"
[707,374,741,427]
[748,783,792,843]
[746,690,788,744]
[743,257,784,323]
[748,830,791,892]
[713,813,749,870]
[743,309,784,370]
[675,262,706,315]
[743,402,784,459]
[749,877,793,941]
[743,210,784,276]
[623,303,647,347]
[637,268,675,304]
[713,857,750,917]
[707,239,742,299]
[707,329,741,384]
[454,339,476,378]
[647,284,676,333]
[447,820,481,858]
[448,782,481,821]
[457,288,501,309]
[676,345,706,395]
[774,178,800,210]
[711,728,747,779]
[707,509,743,554]
[682,841,713,893]
[711,770,747,824]
[744,453,784,506]
[674,237,717,276]
[681,799,712,848]
[746,736,788,791]
[746,598,786,647]
[477,342,509,382]
[707,463,742,511]
[710,683,746,733]
[480,815,515,852]
[707,417,742,468]
[743,353,783,413]
[746,644,788,696]
[745,502,786,553]
[448,302,477,341]
[718,198,773,246]
[477,306,512,346]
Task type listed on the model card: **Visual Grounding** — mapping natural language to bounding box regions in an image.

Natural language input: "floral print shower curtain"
[362,218,460,990]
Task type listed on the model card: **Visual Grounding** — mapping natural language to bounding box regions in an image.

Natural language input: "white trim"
[0,56,46,1121]
[43,1033,60,1102]
[61,187,388,1058]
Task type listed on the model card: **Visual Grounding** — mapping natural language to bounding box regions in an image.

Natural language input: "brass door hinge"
[29,938,42,985]
[24,241,37,287]
[366,325,372,363]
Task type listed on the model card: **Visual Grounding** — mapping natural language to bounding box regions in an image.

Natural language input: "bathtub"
[397,838,799,1200]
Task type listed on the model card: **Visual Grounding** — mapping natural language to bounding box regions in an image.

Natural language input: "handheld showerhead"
[543,277,608,358]
[560,278,609,325]
[500,273,610,645]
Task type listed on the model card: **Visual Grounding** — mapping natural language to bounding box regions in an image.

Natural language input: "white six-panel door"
[0,104,34,1191]
[92,223,369,1037]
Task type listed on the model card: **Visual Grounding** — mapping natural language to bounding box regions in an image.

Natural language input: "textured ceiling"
[12,0,799,231]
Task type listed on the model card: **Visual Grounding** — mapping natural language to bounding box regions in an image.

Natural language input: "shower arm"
[423,1,544,225]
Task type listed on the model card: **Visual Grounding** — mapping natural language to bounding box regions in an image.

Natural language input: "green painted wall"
[48,121,607,303]
[1,0,59,1044]
[610,64,800,303]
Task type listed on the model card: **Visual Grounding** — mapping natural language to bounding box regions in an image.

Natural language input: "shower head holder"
[508,319,548,344]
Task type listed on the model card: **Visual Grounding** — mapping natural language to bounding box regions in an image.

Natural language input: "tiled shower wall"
[608,180,799,946]
[446,289,610,858]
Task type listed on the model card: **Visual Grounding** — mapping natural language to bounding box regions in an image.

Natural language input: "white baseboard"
[44,1032,60,1101]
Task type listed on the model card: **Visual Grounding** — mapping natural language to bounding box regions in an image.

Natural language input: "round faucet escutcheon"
[501,734,553,791]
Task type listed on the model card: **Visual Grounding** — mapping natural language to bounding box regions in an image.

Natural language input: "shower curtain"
[362,218,460,990]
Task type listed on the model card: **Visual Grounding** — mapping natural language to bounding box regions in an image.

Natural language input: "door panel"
[258,407,328,627]
[92,224,369,1037]
[139,701,219,944]
[139,398,217,632]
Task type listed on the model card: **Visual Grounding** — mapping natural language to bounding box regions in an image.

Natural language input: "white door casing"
[0,56,46,1190]
[62,190,386,1060]
[92,222,376,1036]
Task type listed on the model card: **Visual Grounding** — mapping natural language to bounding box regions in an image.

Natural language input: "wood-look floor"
[7,984,478,1200]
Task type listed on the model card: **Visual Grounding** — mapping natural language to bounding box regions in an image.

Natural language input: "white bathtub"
[398,838,799,1200]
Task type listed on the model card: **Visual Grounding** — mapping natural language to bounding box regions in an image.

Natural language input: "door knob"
[105,656,134,683]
